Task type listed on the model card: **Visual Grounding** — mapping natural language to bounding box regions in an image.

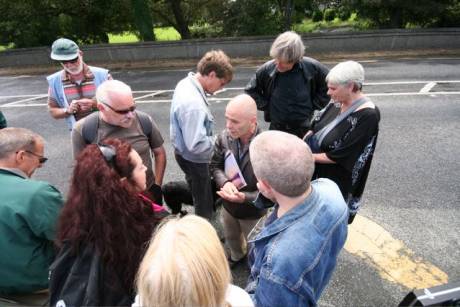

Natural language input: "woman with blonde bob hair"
[134,215,253,307]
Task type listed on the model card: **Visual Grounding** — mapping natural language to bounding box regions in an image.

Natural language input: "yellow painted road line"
[345,215,448,289]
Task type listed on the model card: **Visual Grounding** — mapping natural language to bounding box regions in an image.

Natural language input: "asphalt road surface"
[1,56,459,306]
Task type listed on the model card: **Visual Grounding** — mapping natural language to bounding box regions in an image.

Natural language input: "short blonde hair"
[269,31,305,63]
[136,215,231,307]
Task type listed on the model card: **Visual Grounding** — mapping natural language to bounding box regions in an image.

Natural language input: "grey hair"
[249,131,314,197]
[269,31,305,63]
[96,79,132,106]
[0,127,43,159]
[326,60,365,89]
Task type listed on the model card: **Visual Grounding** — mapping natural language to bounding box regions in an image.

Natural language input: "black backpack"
[81,111,153,145]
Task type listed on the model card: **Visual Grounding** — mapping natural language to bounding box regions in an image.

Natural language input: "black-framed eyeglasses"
[60,57,79,65]
[101,101,136,115]
[21,150,48,164]
[97,143,116,166]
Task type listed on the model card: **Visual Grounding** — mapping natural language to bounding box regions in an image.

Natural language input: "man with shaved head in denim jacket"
[246,131,348,306]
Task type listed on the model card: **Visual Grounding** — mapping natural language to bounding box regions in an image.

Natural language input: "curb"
[1,49,459,76]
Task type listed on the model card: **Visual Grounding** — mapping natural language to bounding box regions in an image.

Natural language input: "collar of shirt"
[269,60,302,78]
[188,72,209,106]
[0,167,28,179]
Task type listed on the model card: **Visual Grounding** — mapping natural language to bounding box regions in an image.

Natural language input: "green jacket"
[0,111,6,129]
[0,168,63,294]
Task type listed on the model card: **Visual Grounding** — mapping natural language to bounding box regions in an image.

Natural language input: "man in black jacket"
[245,31,330,138]
[210,94,266,268]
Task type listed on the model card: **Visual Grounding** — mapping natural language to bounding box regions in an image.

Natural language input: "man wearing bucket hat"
[47,38,112,130]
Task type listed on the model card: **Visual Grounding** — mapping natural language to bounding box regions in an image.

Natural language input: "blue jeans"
[175,153,214,220]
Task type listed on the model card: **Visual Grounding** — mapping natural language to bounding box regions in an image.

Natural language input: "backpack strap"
[136,111,153,148]
[81,111,153,147]
[81,112,100,144]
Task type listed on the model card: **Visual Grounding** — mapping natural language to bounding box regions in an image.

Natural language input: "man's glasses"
[60,57,79,65]
[97,143,116,166]
[23,150,48,164]
[101,101,136,115]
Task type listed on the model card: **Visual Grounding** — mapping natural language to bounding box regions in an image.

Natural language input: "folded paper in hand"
[224,150,247,190]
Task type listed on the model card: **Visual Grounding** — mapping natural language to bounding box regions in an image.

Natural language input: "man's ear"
[257,179,270,193]
[96,102,104,111]
[257,179,276,201]
[208,71,216,79]
[15,150,26,164]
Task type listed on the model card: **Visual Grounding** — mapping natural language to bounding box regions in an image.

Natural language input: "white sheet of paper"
[224,150,247,190]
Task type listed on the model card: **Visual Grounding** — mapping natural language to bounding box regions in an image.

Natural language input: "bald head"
[96,80,136,128]
[225,94,257,141]
[226,94,257,118]
[250,131,314,197]
[96,80,133,108]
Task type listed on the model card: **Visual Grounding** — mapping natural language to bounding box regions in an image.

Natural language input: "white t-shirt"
[132,284,254,307]
[226,284,254,307]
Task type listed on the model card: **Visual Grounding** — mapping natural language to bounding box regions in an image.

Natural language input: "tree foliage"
[342,0,458,28]
[219,0,282,36]
[0,0,59,48]
[132,0,155,41]
[0,0,459,48]
[150,0,224,39]
[0,0,137,48]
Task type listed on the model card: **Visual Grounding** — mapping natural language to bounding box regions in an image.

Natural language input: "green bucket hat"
[50,38,79,61]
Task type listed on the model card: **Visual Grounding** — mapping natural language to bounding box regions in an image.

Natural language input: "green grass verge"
[293,13,371,33]
[155,27,181,41]
[0,43,14,51]
[108,27,181,43]
[1,19,372,51]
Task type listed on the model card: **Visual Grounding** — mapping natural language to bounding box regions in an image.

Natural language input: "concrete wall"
[1,28,459,68]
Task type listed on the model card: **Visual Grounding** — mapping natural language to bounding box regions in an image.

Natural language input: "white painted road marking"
[420,82,437,93]
[1,80,460,108]
[2,94,47,107]
[2,91,460,108]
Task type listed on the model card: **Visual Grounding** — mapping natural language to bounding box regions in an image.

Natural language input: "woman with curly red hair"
[49,138,167,306]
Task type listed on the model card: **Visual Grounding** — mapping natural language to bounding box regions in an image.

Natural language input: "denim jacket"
[246,178,348,307]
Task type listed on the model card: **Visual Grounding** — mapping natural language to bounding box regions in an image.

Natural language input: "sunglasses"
[22,150,48,164]
[60,57,79,64]
[97,143,116,166]
[101,101,136,115]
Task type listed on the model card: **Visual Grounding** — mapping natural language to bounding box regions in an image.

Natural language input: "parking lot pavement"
[1,57,459,306]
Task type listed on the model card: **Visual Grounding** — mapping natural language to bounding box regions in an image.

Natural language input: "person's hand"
[222,181,239,194]
[66,100,79,114]
[76,98,94,111]
[217,189,245,203]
